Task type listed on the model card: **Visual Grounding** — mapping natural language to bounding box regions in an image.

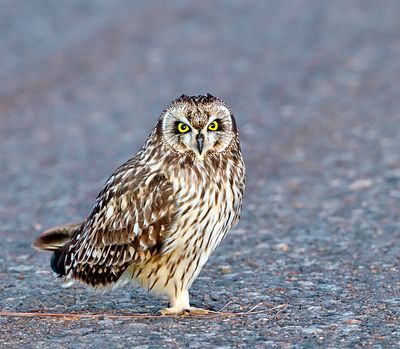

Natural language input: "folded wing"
[63,169,176,287]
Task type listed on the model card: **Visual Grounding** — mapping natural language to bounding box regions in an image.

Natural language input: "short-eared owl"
[34,94,245,315]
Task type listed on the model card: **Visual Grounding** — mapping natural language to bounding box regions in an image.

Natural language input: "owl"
[34,94,245,315]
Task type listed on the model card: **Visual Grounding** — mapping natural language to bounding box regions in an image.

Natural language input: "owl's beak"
[196,133,204,154]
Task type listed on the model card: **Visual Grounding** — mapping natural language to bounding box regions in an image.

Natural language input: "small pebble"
[219,266,232,274]
[349,179,373,191]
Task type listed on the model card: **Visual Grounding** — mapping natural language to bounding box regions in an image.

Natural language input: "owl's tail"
[33,222,82,276]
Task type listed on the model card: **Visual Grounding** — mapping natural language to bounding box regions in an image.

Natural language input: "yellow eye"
[208,120,219,131]
[177,122,190,133]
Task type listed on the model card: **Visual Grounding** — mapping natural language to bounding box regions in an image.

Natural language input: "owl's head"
[158,94,237,158]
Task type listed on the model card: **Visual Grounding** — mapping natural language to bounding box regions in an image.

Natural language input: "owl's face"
[158,94,237,158]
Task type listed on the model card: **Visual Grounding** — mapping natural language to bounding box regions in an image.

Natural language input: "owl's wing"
[65,169,176,286]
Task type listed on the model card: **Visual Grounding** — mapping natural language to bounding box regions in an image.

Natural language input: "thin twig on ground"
[0,302,288,320]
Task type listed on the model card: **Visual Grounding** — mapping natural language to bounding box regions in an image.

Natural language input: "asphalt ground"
[0,1,399,347]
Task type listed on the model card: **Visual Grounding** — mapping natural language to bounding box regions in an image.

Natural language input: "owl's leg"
[159,289,216,316]
[159,289,190,315]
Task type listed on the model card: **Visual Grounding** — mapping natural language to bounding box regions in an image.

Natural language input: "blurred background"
[1,1,399,347]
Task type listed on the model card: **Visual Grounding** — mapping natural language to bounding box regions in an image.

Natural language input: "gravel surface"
[1,1,400,348]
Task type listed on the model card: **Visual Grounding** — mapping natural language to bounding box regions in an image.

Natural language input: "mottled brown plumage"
[34,94,245,315]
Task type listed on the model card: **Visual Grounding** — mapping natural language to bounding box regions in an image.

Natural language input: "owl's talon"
[158,307,217,316]
[157,307,186,316]
[185,307,218,316]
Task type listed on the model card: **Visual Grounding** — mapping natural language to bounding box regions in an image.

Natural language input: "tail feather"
[33,222,82,251]
[33,222,83,277]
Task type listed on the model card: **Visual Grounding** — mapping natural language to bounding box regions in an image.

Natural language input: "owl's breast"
[162,157,244,255]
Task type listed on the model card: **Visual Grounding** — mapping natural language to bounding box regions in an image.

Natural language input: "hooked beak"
[196,133,204,154]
